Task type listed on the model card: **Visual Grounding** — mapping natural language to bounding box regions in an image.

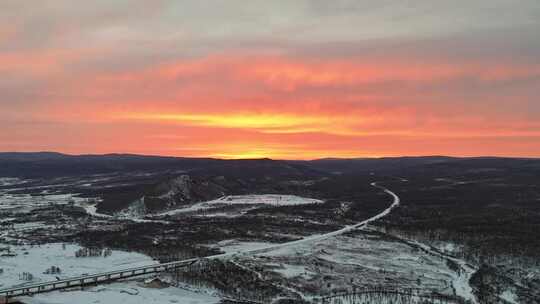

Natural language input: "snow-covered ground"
[0,243,156,289]
[322,293,457,304]
[500,289,519,304]
[78,200,170,224]
[270,263,314,279]
[0,192,92,213]
[404,239,476,303]
[215,234,451,303]
[157,194,323,217]
[212,240,277,254]
[19,281,220,304]
[81,203,112,218]
[0,242,219,304]
[224,195,323,206]
[222,230,460,301]
[0,178,22,187]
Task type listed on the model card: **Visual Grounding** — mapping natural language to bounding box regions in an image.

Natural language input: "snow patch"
[213,240,276,254]
[271,264,314,279]
[0,178,22,186]
[19,281,220,304]
[500,289,519,304]
[157,194,323,217]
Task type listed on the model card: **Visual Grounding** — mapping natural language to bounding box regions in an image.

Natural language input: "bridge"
[0,258,199,303]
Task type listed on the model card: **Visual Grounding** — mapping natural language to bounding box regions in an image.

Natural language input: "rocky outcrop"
[142,175,227,213]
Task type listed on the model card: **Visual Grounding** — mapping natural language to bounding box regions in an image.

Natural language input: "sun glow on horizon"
[200,144,381,160]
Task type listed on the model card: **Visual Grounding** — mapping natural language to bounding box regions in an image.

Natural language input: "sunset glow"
[121,112,340,131]
[1,1,539,159]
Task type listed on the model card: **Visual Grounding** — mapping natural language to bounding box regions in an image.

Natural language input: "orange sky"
[1,1,540,159]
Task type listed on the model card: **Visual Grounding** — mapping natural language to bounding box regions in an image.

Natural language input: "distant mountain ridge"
[0,151,538,178]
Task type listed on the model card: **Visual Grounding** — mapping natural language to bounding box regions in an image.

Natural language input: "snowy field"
[221,230,464,299]
[158,194,323,217]
[269,263,314,279]
[212,239,277,254]
[0,243,221,304]
[223,195,323,206]
[0,192,92,213]
[0,243,156,289]
[19,281,220,304]
[321,293,460,304]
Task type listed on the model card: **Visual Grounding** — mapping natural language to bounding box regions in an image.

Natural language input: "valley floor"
[0,176,507,303]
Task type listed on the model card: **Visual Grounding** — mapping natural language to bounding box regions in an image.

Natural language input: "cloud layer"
[1,1,540,158]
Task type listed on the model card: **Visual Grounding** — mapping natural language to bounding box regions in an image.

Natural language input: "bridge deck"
[0,258,198,301]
